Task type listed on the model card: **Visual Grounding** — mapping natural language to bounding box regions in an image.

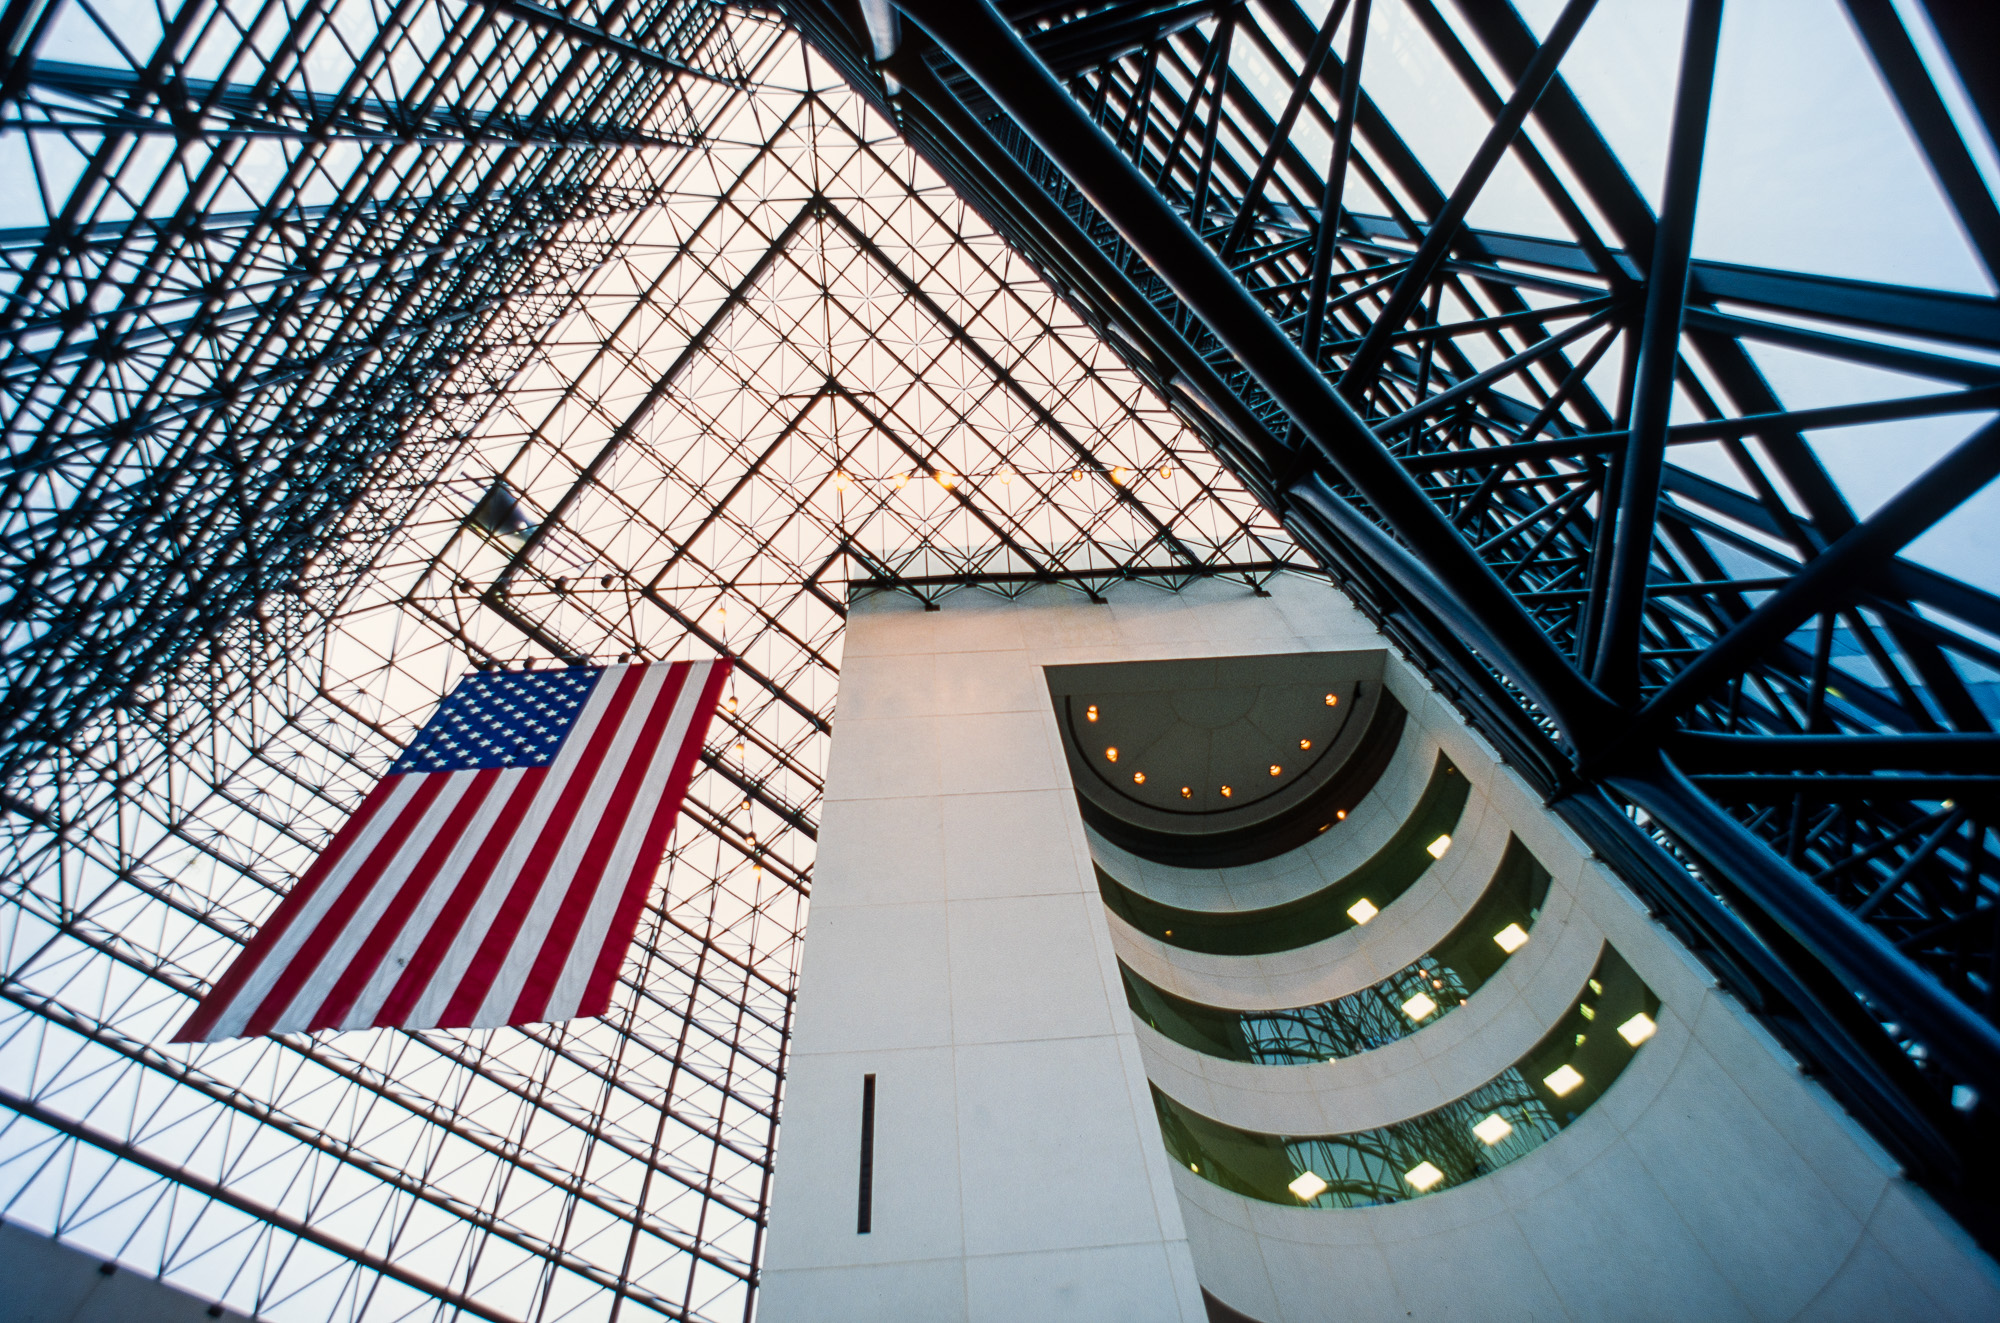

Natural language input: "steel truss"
[779,0,2000,1241]
[1,3,1292,1316]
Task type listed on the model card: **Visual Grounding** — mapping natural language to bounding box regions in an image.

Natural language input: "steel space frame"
[781,0,2000,1240]
[0,1,1297,1313]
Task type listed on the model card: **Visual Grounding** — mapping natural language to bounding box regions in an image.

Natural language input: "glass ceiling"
[3,0,1999,1315]
[1,6,1291,1319]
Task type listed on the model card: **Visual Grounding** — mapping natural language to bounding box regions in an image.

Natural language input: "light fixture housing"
[1493,923,1529,954]
[1287,1170,1329,1201]
[1617,1013,1658,1047]
[1346,898,1378,925]
[1105,747,1118,762]
[1426,834,1452,859]
[1133,772,1146,785]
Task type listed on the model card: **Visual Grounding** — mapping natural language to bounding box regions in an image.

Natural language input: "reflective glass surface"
[1123,835,1551,1064]
[1154,945,1660,1206]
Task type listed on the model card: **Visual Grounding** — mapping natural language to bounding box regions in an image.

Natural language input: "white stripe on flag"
[542,664,708,1021]
[403,669,632,1028]
[336,767,529,1030]
[469,662,672,1028]
[262,771,480,1035]
[203,775,425,1041]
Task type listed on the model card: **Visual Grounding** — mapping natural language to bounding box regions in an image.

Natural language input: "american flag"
[174,658,730,1043]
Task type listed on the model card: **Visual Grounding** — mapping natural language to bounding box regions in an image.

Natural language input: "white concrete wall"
[759,573,2000,1323]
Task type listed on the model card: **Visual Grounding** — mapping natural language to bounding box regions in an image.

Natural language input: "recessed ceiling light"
[1402,992,1438,1021]
[1618,1013,1657,1047]
[1299,738,1311,750]
[1404,1161,1444,1192]
[1085,704,1098,721]
[1472,1114,1513,1146]
[1180,786,1192,799]
[1287,1170,1329,1201]
[1105,747,1118,762]
[1544,1064,1585,1097]
[1133,772,1146,785]
[1219,785,1232,797]
[1426,834,1452,859]
[1324,693,1338,706]
[1347,898,1378,925]
[1269,764,1282,776]
[1335,809,1346,820]
[1493,923,1529,953]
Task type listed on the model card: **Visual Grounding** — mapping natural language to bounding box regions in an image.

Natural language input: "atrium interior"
[2,0,1998,1319]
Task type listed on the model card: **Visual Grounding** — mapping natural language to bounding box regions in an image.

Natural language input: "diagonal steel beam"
[892,0,1619,751]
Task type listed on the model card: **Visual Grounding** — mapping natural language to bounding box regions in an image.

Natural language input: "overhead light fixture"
[1299,738,1311,750]
[1617,1013,1657,1047]
[1180,786,1192,799]
[734,742,745,755]
[1493,923,1529,954]
[1579,1004,1596,1021]
[935,469,957,488]
[894,471,909,488]
[833,469,848,491]
[1086,704,1099,721]
[1070,468,1083,482]
[1426,834,1452,859]
[1219,785,1232,797]
[1105,747,1118,762]
[1347,898,1377,925]
[1269,764,1282,777]
[1110,465,1127,484]
[1544,1064,1584,1097]
[1589,979,1603,994]
[1000,464,1014,484]
[1404,1161,1444,1192]
[1335,809,1346,820]
[1472,1114,1513,1146]
[1324,693,1338,706]
[1158,463,1172,479]
[1133,772,1146,785]
[1401,992,1437,1021]
[726,695,738,713]
[1287,1170,1329,1202]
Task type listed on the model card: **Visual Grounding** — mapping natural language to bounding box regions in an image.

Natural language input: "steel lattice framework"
[4,0,2000,1315]
[0,2,1293,1317]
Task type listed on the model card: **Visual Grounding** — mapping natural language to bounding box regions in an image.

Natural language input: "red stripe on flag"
[509,663,693,1024]
[308,766,505,1032]
[437,665,650,1027]
[371,767,548,1028]
[578,660,731,1018]
[241,774,451,1038]
[171,776,404,1044]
